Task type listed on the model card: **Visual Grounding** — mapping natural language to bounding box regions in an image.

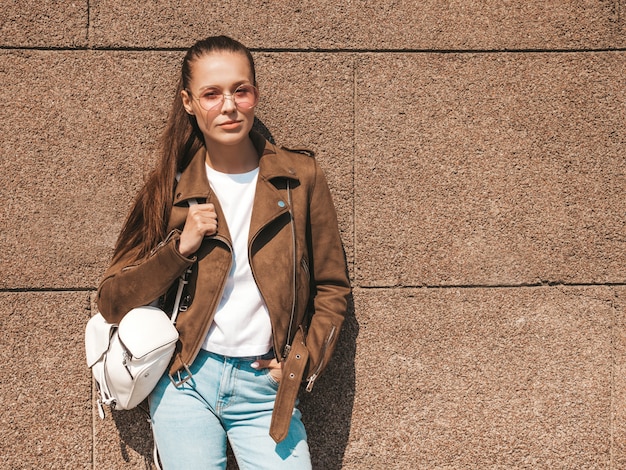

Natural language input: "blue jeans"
[148,349,311,470]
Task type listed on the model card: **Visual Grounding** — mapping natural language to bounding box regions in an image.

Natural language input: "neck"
[205,137,259,174]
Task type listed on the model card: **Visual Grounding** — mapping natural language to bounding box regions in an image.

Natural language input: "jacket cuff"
[155,230,196,270]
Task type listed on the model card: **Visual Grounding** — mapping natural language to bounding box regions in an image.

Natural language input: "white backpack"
[85,273,188,417]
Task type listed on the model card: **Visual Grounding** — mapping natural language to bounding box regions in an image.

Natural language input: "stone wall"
[1,2,625,468]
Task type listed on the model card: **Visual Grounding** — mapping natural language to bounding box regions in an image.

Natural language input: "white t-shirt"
[201,164,273,357]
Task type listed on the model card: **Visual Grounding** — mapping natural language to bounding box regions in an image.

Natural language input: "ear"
[181,89,194,115]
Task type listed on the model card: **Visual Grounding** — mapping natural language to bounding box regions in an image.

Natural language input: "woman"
[97,35,350,469]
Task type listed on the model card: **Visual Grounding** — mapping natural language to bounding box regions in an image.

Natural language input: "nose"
[220,94,237,113]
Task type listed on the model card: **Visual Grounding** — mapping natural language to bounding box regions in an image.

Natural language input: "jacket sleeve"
[304,161,351,391]
[97,230,195,324]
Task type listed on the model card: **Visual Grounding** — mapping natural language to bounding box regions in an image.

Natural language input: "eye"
[200,89,222,100]
[235,85,254,97]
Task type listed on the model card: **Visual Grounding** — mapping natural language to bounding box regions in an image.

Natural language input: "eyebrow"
[198,80,251,92]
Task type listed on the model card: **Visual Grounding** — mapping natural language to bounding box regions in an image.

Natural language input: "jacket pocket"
[296,256,312,328]
[300,256,310,282]
[263,368,281,390]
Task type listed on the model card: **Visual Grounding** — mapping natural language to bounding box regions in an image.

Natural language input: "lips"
[218,120,242,129]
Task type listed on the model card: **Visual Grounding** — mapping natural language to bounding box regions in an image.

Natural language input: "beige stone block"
[0,292,92,468]
[355,52,626,287]
[88,1,625,50]
[344,286,619,468]
[300,298,358,469]
[0,50,354,289]
[0,50,182,289]
[613,288,626,469]
[0,1,87,47]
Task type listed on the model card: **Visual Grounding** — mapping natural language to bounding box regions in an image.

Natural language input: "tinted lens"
[233,85,258,109]
[196,85,258,111]
[198,89,223,111]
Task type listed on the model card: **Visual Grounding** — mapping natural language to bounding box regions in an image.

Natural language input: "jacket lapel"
[174,147,212,204]
[168,147,233,242]
[249,134,300,242]
[169,131,299,244]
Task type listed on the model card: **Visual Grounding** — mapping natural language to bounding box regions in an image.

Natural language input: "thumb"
[251,358,275,370]
[250,358,281,370]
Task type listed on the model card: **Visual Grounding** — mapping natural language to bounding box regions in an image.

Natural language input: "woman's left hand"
[251,358,283,383]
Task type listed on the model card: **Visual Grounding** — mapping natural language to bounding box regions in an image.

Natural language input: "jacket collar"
[174,130,299,206]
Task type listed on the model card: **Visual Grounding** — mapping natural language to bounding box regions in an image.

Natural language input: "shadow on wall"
[301,293,358,470]
[106,120,358,469]
[109,407,154,468]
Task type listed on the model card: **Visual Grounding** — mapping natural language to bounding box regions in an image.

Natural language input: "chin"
[207,132,247,147]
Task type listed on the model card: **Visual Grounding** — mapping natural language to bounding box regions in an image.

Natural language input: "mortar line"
[2,282,625,293]
[351,54,358,286]
[86,0,90,47]
[610,293,617,469]
[0,287,95,293]
[253,47,626,55]
[2,45,626,54]
[356,282,626,290]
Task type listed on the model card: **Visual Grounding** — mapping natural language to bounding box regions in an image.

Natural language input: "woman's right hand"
[178,203,218,257]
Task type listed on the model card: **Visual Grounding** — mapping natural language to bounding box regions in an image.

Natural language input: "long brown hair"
[111,36,256,263]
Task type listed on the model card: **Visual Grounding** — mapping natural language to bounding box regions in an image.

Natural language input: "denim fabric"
[148,349,311,470]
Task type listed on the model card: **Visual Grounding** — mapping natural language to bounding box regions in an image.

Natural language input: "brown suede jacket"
[97,131,350,438]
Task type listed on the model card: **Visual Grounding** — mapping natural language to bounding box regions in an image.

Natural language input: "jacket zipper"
[305,324,336,392]
[248,230,290,361]
[301,257,310,281]
[248,185,292,361]
[284,180,297,359]
[149,229,180,257]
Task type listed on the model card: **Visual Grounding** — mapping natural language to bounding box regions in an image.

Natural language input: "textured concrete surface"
[355,52,626,287]
[1,1,625,469]
[347,286,623,468]
[615,290,626,469]
[0,50,354,289]
[87,1,626,50]
[0,1,88,48]
[0,50,180,289]
[0,292,92,469]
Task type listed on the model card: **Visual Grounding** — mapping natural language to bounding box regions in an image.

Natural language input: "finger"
[251,359,267,369]
[202,225,218,237]
[251,358,280,370]
[194,203,216,216]
[189,211,217,224]
[187,208,218,234]
[189,203,216,215]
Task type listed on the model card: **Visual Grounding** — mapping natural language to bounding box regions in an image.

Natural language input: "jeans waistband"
[202,348,275,362]
[171,348,275,388]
